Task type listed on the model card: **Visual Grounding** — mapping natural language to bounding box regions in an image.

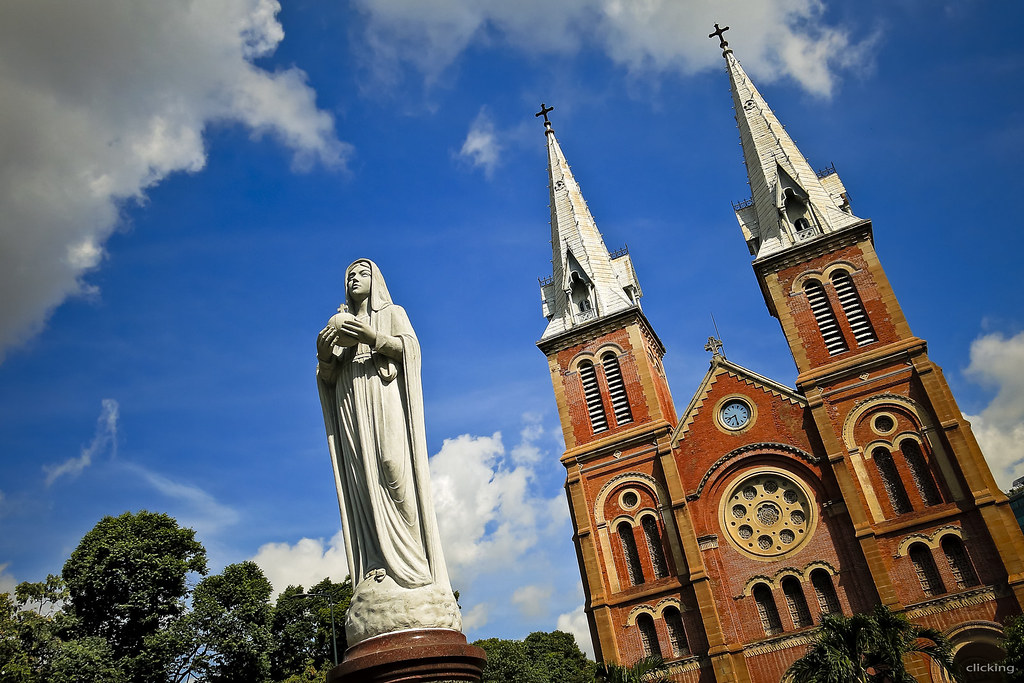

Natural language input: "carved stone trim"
[688,442,821,501]
[903,585,999,619]
[741,630,816,656]
[697,534,719,551]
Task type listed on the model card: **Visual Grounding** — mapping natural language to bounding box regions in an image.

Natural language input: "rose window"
[720,470,816,559]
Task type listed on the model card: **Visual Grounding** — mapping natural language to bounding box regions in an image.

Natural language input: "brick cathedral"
[535,32,1024,682]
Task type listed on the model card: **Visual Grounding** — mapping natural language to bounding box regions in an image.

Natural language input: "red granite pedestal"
[327,628,486,683]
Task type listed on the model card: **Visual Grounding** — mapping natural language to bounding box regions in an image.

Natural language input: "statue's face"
[347,262,372,300]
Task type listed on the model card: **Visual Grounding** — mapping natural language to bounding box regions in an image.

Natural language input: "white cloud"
[511,583,554,618]
[429,427,565,585]
[0,0,347,358]
[461,602,490,630]
[44,398,119,486]
[510,413,545,465]
[0,563,17,596]
[457,108,503,177]
[126,463,241,539]
[964,331,1024,489]
[556,603,595,660]
[354,0,876,97]
[250,530,349,597]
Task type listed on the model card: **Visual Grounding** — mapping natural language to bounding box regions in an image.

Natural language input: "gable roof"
[670,355,806,446]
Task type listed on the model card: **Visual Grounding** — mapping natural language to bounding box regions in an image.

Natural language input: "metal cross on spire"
[535,103,554,131]
[709,23,730,51]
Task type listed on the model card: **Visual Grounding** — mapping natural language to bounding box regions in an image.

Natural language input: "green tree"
[1003,615,1024,683]
[474,637,546,683]
[62,511,207,655]
[524,630,595,683]
[594,654,671,683]
[61,510,207,682]
[269,577,351,682]
[190,561,274,683]
[786,604,961,683]
[0,592,34,682]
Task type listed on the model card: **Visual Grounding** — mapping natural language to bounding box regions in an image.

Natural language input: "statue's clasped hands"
[317,316,377,362]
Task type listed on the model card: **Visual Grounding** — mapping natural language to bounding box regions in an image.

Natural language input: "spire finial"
[709,23,731,55]
[535,103,555,134]
[704,336,725,358]
[705,313,727,358]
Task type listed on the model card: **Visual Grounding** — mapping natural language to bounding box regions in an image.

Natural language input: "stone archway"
[929,621,1007,682]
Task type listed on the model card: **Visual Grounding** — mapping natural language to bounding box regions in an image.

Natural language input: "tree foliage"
[1004,615,1024,683]
[594,654,671,683]
[474,631,594,683]
[786,604,961,683]
[62,510,207,659]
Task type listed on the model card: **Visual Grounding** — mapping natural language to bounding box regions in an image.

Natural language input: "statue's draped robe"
[317,296,452,594]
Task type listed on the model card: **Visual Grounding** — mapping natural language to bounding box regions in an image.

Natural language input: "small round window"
[871,413,897,435]
[619,489,640,510]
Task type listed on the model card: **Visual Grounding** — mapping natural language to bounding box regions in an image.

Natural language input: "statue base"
[327,628,486,683]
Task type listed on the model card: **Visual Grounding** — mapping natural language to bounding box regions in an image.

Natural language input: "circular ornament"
[719,468,817,560]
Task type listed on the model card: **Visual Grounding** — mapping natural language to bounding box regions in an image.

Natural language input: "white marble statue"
[316,259,461,645]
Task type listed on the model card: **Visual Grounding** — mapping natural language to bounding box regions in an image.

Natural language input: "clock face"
[720,400,751,429]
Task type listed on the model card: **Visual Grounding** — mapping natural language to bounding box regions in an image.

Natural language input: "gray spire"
[538,114,641,342]
[723,46,864,259]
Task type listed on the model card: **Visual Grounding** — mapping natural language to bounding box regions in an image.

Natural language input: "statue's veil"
[345,259,392,314]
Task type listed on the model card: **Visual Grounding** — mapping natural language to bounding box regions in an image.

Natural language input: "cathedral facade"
[535,36,1024,682]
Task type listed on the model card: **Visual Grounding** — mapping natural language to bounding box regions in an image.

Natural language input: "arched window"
[830,270,877,346]
[781,577,813,628]
[909,543,945,597]
[617,521,644,586]
[601,352,633,426]
[641,515,669,579]
[804,280,848,355]
[663,607,690,657]
[874,446,912,515]
[941,536,979,589]
[810,569,841,616]
[752,583,783,636]
[900,440,942,506]
[636,613,661,658]
[578,361,608,433]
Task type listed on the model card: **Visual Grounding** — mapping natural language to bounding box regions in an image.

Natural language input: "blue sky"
[2,0,1024,656]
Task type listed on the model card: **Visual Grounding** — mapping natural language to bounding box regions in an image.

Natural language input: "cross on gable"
[704,336,725,357]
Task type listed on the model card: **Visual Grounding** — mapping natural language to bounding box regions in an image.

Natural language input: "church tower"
[534,108,692,665]
[719,24,1024,669]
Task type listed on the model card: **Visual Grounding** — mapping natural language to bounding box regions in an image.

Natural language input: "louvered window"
[810,569,841,616]
[941,537,979,589]
[900,440,942,506]
[602,353,633,426]
[909,544,946,597]
[618,521,645,586]
[578,361,608,433]
[641,515,669,579]
[804,280,848,355]
[831,270,877,346]
[663,607,690,657]
[637,614,661,657]
[781,577,813,628]
[874,447,912,515]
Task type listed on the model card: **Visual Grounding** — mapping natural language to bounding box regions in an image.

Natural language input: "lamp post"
[292,591,340,667]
